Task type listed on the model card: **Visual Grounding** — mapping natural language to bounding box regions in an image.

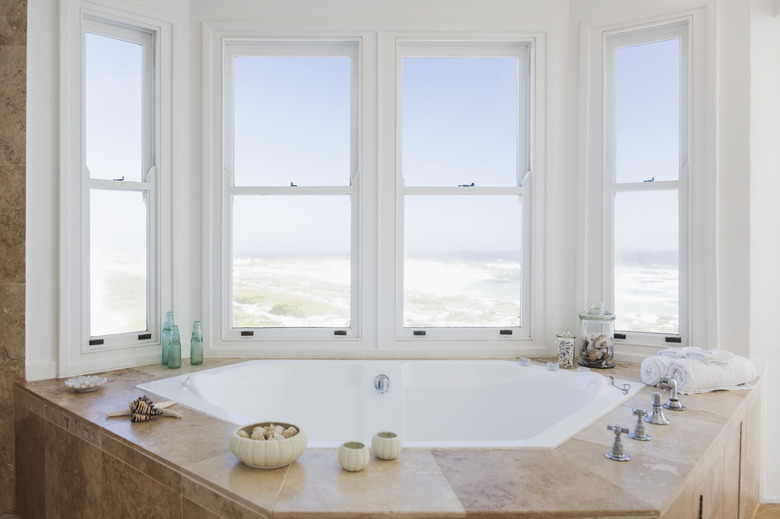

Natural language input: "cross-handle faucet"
[605,424,631,462]
[659,376,687,411]
[628,408,651,441]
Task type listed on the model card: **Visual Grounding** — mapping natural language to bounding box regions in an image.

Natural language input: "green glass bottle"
[161,311,174,366]
[168,324,181,369]
[190,321,203,366]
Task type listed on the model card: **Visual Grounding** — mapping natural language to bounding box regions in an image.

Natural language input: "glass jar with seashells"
[578,301,616,369]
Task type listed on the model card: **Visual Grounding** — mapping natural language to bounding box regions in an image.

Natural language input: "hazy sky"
[614,38,680,253]
[85,36,681,259]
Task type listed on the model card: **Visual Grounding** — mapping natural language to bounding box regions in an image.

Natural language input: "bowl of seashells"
[229,422,307,469]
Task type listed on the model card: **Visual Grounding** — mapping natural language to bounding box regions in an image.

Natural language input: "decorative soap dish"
[65,375,107,393]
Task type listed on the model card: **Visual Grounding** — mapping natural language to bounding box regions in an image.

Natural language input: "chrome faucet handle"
[605,424,631,462]
[659,376,686,411]
[644,392,671,425]
[374,374,390,394]
[628,408,651,441]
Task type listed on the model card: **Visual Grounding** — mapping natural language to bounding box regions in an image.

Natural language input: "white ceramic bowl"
[371,431,402,460]
[229,422,307,469]
[338,441,370,471]
[64,375,107,392]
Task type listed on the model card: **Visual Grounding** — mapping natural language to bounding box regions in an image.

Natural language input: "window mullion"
[230,186,352,196]
[403,186,525,196]
[89,179,152,191]
[612,180,679,193]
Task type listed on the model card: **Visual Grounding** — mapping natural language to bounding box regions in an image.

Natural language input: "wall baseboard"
[25,359,57,381]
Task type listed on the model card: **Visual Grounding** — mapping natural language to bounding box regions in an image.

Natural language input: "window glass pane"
[402,58,519,187]
[85,33,144,181]
[234,56,352,187]
[404,195,522,328]
[615,39,679,183]
[614,190,679,334]
[90,189,148,336]
[232,195,351,327]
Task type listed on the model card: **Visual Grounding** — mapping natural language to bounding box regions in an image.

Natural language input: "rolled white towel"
[658,346,699,358]
[686,348,735,364]
[666,356,757,394]
[640,355,674,386]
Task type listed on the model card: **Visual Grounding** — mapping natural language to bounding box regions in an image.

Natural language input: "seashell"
[238,430,249,438]
[251,429,265,440]
[588,349,601,362]
[283,426,298,438]
[594,334,612,350]
[106,397,182,420]
[273,425,284,435]
[129,395,164,423]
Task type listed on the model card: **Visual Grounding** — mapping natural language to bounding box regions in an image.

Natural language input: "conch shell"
[105,396,183,421]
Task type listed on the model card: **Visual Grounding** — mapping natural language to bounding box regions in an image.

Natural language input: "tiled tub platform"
[14,360,761,519]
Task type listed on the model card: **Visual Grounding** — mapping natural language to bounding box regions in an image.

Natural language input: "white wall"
[26,0,60,380]
[190,0,569,23]
[750,0,780,503]
[717,0,753,356]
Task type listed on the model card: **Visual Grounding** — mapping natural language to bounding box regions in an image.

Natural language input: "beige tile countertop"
[15,359,761,519]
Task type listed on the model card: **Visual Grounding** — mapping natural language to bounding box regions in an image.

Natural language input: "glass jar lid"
[578,301,616,321]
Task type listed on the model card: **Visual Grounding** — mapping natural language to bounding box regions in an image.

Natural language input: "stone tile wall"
[0,0,26,513]
[14,386,265,519]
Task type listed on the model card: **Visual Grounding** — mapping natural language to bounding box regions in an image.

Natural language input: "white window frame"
[579,12,715,359]
[204,25,548,358]
[393,40,534,341]
[60,1,173,376]
[221,39,361,342]
[606,22,690,344]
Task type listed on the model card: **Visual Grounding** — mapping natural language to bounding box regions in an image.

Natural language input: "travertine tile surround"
[0,0,26,513]
[15,360,761,518]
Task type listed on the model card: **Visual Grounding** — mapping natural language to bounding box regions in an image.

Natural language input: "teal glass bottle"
[168,324,181,369]
[161,311,174,366]
[190,321,203,366]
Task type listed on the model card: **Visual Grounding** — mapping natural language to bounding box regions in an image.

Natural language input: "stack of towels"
[640,346,757,394]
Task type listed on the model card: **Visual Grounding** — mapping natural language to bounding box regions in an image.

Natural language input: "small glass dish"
[64,375,107,393]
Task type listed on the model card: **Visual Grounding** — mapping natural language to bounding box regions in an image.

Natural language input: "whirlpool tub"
[137,359,641,448]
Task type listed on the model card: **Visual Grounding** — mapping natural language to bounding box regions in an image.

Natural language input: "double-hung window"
[222,40,359,340]
[60,5,171,375]
[211,31,538,353]
[396,42,533,339]
[83,18,157,342]
[604,21,690,344]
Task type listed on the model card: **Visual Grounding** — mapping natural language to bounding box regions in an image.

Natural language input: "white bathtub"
[138,360,641,448]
